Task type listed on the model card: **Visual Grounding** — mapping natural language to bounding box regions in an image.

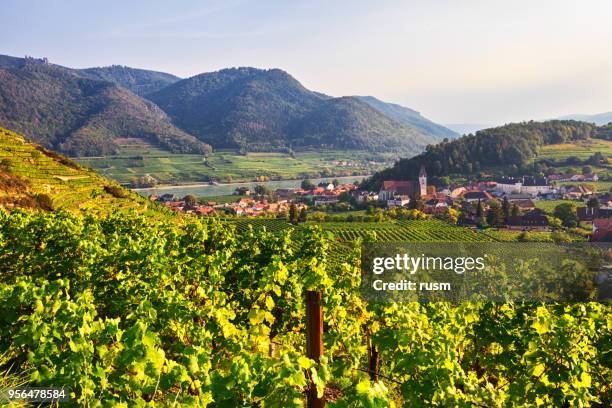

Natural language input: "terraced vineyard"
[0,127,158,215]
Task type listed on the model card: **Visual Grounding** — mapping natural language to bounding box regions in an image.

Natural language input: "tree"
[586,197,600,209]
[582,165,593,175]
[183,194,197,207]
[511,204,520,217]
[35,193,54,211]
[301,179,315,190]
[502,196,510,219]
[309,211,327,222]
[409,192,423,210]
[553,202,578,228]
[298,208,307,223]
[339,191,353,203]
[486,201,505,227]
[475,200,484,218]
[587,152,605,166]
[289,204,298,224]
[547,216,563,229]
[254,184,271,196]
[551,230,572,243]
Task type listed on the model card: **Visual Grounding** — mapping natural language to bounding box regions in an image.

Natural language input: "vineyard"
[310,219,493,243]
[0,210,610,406]
[0,127,159,216]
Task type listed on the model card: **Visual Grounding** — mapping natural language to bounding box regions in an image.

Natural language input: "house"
[505,193,533,202]
[450,187,467,199]
[196,206,216,216]
[592,218,612,241]
[494,177,522,194]
[506,210,549,231]
[512,199,536,211]
[352,191,379,202]
[461,190,494,203]
[570,174,599,182]
[314,196,340,206]
[424,195,452,209]
[275,188,297,200]
[379,181,417,200]
[387,196,410,208]
[494,176,551,196]
[561,185,594,200]
[577,206,612,221]
[521,176,551,196]
[379,166,427,200]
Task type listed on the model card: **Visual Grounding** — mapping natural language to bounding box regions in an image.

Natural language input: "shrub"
[103,185,128,198]
[35,193,55,211]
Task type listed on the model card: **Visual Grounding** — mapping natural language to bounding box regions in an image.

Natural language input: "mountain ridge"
[1,53,457,157]
[558,112,612,126]
[355,95,459,141]
[0,55,210,156]
[148,67,437,154]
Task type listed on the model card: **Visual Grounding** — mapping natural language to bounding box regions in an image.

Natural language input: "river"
[132,175,369,198]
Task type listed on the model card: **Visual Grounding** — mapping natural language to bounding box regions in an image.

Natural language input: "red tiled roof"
[382,180,416,190]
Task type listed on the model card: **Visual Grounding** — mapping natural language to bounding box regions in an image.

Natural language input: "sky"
[2,0,612,126]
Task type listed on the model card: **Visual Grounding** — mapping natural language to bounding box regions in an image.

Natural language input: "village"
[149,165,612,241]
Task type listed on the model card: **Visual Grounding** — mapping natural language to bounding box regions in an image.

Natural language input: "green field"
[74,140,393,185]
[538,139,612,161]
[534,199,577,213]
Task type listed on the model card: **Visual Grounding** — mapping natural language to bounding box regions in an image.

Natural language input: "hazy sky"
[2,0,612,125]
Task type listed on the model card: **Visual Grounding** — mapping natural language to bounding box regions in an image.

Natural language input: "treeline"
[364,120,601,189]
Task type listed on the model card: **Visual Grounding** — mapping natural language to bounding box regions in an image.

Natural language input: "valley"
[74,139,389,186]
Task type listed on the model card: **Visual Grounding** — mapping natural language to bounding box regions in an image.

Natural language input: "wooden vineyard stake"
[306,290,325,408]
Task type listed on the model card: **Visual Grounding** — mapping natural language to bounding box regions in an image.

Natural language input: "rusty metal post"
[306,290,325,408]
[368,345,379,382]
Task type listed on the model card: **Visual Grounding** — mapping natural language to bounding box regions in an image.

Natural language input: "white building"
[387,197,410,208]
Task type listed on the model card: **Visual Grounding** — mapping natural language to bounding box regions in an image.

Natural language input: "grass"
[534,199,578,213]
[74,139,393,185]
[538,139,612,161]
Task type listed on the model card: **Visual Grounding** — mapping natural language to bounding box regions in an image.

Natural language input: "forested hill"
[147,67,435,154]
[355,95,459,141]
[0,54,456,157]
[364,120,610,188]
[0,58,210,156]
[80,65,181,96]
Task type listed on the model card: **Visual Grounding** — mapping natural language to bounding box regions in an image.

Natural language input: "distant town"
[150,166,612,241]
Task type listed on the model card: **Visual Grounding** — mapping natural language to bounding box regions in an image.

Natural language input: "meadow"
[538,139,612,161]
[74,140,393,185]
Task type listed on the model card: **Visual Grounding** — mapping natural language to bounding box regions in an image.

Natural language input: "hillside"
[289,96,432,152]
[355,95,458,141]
[0,127,154,213]
[80,65,181,96]
[559,112,612,126]
[148,67,437,154]
[364,120,602,188]
[0,56,210,156]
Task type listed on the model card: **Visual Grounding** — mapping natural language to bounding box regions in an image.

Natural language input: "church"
[378,166,428,201]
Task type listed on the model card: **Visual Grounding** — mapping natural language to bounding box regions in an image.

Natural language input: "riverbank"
[132,175,369,198]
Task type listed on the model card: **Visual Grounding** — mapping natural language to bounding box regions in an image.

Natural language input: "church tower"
[419,166,427,197]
